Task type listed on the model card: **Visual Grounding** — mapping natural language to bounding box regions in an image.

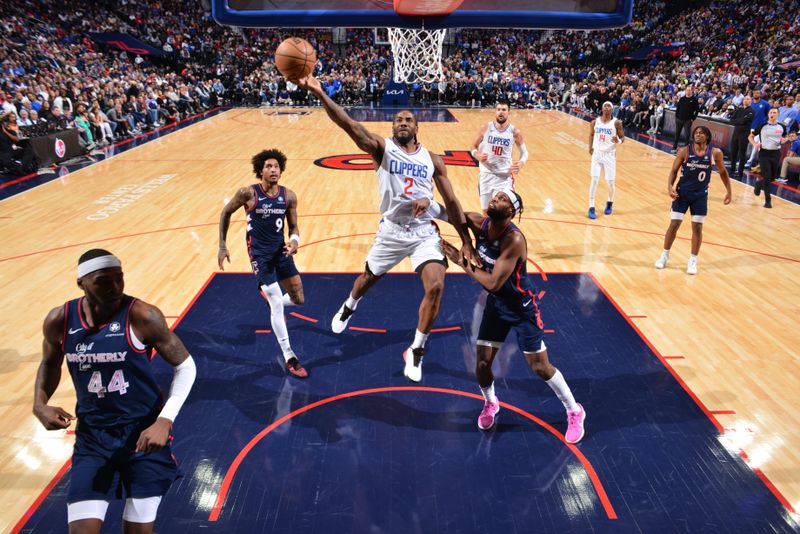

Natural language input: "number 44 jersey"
[63,296,163,428]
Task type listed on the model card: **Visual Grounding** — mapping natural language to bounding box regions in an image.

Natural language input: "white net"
[387,27,446,84]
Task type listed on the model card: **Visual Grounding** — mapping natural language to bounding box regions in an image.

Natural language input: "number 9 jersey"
[63,296,163,429]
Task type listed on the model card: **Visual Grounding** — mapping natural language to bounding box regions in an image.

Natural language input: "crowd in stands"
[1,0,799,177]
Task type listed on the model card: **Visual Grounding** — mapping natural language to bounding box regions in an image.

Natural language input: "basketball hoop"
[387,27,446,84]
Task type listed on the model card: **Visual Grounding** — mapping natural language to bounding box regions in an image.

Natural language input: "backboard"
[211,0,634,30]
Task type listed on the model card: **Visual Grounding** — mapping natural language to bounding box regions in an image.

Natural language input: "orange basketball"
[275,37,317,80]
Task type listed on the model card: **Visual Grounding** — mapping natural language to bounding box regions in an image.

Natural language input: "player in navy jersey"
[218,148,308,378]
[33,249,197,533]
[441,191,586,442]
[654,126,732,274]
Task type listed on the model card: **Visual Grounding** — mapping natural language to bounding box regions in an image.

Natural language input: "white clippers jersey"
[479,121,516,176]
[593,117,617,152]
[376,137,436,226]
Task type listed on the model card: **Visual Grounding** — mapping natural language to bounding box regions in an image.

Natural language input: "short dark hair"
[78,248,114,264]
[692,125,712,144]
[496,99,510,108]
[251,148,287,177]
[394,109,418,124]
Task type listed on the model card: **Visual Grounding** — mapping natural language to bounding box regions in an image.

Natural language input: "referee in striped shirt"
[749,108,788,208]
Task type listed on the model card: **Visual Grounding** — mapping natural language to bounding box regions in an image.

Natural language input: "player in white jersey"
[299,74,478,383]
[471,100,528,210]
[587,101,624,219]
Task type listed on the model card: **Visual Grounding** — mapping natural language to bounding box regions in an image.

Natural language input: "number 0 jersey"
[63,296,163,428]
[678,145,713,195]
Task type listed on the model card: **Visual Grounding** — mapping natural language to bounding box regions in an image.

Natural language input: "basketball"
[275,37,317,80]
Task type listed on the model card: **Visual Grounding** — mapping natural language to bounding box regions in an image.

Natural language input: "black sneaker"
[754,180,762,196]
[764,200,772,209]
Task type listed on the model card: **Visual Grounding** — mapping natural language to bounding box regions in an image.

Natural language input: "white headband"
[78,255,122,278]
[498,188,521,213]
[602,100,614,109]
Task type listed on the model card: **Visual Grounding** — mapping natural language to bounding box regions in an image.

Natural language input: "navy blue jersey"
[678,145,713,195]
[246,184,289,258]
[63,296,163,429]
[476,218,539,314]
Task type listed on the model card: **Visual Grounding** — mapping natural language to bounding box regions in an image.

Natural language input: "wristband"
[289,234,300,245]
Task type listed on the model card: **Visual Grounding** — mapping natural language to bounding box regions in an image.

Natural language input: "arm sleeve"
[158,356,197,423]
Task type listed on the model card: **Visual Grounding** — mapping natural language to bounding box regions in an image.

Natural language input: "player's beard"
[394,129,414,144]
[486,206,509,221]
[496,115,507,124]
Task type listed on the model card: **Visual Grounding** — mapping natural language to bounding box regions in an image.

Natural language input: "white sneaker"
[654,252,669,269]
[403,347,424,383]
[686,257,698,275]
[331,301,355,334]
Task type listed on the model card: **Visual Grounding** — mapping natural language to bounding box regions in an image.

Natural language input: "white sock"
[690,254,697,261]
[411,329,429,350]
[281,293,296,307]
[480,382,498,403]
[606,179,616,202]
[261,283,295,361]
[661,249,670,257]
[589,175,599,208]
[345,293,361,310]
[545,369,579,412]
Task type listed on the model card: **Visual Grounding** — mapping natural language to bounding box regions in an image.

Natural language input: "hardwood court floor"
[1,108,798,530]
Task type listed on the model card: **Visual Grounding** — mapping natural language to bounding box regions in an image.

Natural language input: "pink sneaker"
[477,400,500,430]
[565,404,586,444]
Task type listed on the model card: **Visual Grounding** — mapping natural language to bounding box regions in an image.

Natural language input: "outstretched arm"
[442,232,525,292]
[297,75,385,162]
[33,305,75,430]
[284,189,300,256]
[588,119,596,155]
[431,154,481,267]
[130,301,196,453]
[713,148,732,205]
[218,186,253,270]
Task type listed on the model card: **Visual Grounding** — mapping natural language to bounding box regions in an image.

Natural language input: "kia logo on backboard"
[54,138,66,158]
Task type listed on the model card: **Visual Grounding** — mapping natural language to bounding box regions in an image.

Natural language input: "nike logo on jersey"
[68,327,84,334]
[522,299,532,307]
[258,196,267,201]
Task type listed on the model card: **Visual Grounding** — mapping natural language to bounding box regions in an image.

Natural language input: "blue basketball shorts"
[250,249,299,288]
[477,294,546,354]
[671,191,708,219]
[68,421,179,503]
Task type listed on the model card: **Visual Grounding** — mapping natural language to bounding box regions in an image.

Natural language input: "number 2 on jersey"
[87,370,130,398]
[404,177,414,195]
